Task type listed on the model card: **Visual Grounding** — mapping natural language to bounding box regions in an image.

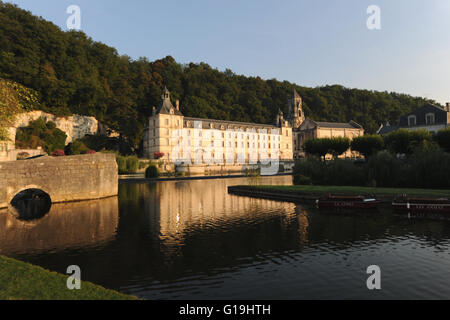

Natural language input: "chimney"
[446,103,450,112]
[176,100,180,111]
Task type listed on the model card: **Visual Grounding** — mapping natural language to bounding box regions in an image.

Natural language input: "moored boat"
[316,194,381,209]
[392,196,450,213]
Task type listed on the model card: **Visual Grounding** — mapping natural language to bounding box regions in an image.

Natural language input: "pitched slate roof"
[377,124,399,135]
[183,117,278,130]
[311,120,363,129]
[156,87,183,116]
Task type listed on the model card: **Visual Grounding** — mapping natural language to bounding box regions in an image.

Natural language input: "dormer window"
[426,113,435,125]
[408,115,417,127]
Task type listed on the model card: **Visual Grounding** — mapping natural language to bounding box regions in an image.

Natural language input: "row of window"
[408,113,435,127]
[152,119,288,135]
[148,139,290,149]
[149,129,288,140]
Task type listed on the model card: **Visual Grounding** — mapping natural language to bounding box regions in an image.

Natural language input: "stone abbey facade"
[143,88,294,167]
[143,88,364,164]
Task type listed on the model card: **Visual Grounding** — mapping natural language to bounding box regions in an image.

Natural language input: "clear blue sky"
[6,0,450,104]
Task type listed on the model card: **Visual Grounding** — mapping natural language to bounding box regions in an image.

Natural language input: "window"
[426,113,435,125]
[165,119,169,126]
[408,115,417,127]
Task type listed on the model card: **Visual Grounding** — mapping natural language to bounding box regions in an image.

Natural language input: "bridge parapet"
[0,153,118,209]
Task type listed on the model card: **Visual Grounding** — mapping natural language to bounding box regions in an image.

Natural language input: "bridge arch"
[9,187,52,221]
[7,184,52,205]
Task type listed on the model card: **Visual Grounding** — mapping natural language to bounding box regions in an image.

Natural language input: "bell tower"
[287,89,304,129]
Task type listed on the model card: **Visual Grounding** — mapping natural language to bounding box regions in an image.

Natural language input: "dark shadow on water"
[10,189,52,221]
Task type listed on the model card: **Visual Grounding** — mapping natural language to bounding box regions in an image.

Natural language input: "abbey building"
[143,88,363,165]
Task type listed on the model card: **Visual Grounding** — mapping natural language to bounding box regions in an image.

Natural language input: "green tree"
[351,135,384,158]
[304,139,329,161]
[328,137,351,159]
[435,128,450,152]
[384,129,432,155]
[15,117,67,153]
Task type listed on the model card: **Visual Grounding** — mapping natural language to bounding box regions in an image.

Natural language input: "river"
[1,175,450,299]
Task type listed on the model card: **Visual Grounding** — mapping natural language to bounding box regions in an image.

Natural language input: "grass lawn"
[0,256,137,300]
[255,185,450,198]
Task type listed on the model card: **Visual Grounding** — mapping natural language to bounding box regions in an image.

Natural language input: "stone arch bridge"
[0,153,118,209]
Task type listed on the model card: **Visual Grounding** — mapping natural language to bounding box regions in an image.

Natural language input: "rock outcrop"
[11,111,99,144]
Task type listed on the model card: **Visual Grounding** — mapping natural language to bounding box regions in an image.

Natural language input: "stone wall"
[0,153,118,209]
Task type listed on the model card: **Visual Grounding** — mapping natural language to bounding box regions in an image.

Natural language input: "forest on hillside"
[0,1,438,151]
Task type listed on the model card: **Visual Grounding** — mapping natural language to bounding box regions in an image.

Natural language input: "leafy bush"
[293,158,326,184]
[351,135,384,158]
[366,151,404,187]
[435,128,450,152]
[145,164,159,178]
[406,148,450,189]
[329,137,351,159]
[323,159,365,186]
[384,129,432,155]
[65,140,90,155]
[117,155,139,174]
[293,174,312,185]
[304,137,350,160]
[15,117,67,153]
[294,158,364,186]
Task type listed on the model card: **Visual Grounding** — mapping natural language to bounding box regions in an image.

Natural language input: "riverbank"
[228,185,450,204]
[0,256,137,300]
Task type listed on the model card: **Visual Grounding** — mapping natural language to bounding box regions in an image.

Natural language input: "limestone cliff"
[10,111,100,145]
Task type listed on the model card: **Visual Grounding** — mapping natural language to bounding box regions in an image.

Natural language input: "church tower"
[287,89,305,129]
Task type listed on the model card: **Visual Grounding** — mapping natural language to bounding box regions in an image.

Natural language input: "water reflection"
[3,176,450,299]
[0,196,119,256]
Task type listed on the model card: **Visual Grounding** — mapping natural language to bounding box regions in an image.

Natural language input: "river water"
[1,175,450,299]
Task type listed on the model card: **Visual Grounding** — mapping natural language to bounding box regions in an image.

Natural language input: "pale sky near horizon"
[5,0,450,104]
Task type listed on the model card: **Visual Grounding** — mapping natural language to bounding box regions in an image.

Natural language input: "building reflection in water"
[130,177,310,256]
[0,196,119,256]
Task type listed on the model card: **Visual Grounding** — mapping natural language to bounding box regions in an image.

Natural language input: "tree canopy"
[351,135,384,158]
[0,78,39,140]
[0,1,438,152]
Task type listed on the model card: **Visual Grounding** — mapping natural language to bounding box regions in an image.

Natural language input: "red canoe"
[316,195,381,209]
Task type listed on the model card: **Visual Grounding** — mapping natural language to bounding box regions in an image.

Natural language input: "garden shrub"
[116,155,139,174]
[145,164,159,178]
